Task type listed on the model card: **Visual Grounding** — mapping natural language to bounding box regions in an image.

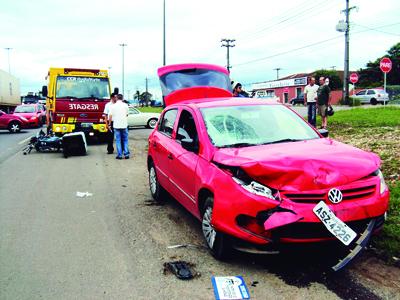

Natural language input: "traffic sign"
[349,73,358,84]
[380,57,392,73]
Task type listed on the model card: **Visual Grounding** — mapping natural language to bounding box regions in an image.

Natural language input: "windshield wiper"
[220,142,259,148]
[263,138,303,145]
[57,96,78,99]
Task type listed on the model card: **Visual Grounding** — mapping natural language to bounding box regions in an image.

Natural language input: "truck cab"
[42,68,112,137]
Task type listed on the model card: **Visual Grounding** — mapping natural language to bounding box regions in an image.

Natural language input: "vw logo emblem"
[328,188,343,204]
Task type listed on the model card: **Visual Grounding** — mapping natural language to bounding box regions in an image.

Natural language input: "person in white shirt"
[303,77,319,127]
[108,94,130,159]
[103,93,117,154]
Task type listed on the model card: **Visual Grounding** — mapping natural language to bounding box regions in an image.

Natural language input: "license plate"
[313,201,357,246]
[81,123,93,128]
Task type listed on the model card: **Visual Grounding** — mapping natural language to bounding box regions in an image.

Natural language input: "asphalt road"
[0,127,399,300]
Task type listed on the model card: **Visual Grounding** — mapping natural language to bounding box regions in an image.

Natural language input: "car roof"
[167,97,282,110]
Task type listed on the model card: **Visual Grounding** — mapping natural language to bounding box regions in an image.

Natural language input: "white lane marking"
[18,136,32,145]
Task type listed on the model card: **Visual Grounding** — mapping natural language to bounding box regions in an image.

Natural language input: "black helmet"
[326,105,334,116]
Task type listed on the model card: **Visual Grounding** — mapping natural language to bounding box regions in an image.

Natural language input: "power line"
[352,22,400,37]
[234,22,400,68]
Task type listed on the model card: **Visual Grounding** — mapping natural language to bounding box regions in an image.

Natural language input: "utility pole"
[145,77,149,106]
[341,0,357,104]
[273,68,281,80]
[119,43,127,96]
[4,48,12,74]
[163,0,166,66]
[221,39,235,72]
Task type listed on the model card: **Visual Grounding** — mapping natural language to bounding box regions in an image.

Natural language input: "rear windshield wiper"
[263,138,303,145]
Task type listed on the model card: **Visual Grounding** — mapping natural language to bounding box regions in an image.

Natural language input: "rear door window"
[158,109,178,137]
[176,110,199,148]
[367,90,376,95]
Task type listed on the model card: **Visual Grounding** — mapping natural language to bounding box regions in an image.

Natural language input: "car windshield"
[159,68,231,96]
[201,104,320,148]
[14,106,35,113]
[56,76,110,100]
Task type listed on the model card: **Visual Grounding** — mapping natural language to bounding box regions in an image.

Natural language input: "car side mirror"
[181,138,198,153]
[42,86,48,97]
[318,128,329,137]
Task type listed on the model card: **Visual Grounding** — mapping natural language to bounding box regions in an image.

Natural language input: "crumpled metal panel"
[212,138,380,191]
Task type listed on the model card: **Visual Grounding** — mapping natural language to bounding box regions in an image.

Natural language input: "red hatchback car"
[147,64,389,271]
[0,109,29,132]
[13,103,46,127]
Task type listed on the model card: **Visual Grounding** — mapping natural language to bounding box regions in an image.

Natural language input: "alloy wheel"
[202,207,216,249]
[149,166,157,195]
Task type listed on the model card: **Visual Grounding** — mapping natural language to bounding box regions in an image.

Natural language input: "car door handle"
[167,153,173,160]
[152,141,157,148]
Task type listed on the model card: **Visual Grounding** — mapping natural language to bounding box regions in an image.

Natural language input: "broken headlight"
[233,177,276,199]
[231,168,278,200]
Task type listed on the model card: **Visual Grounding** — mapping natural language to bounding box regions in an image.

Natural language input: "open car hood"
[158,63,232,107]
[212,138,380,191]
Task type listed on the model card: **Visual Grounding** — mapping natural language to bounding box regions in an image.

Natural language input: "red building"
[252,71,347,105]
[252,73,309,103]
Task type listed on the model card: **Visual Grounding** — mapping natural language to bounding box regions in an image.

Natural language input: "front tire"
[147,118,158,129]
[202,197,231,260]
[8,121,21,133]
[148,160,165,202]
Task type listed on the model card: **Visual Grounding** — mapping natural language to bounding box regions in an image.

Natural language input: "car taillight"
[236,215,272,239]
[378,94,381,97]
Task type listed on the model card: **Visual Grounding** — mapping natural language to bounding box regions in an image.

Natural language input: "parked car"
[127,107,160,129]
[290,94,305,105]
[353,89,389,105]
[147,63,389,270]
[0,109,29,133]
[151,99,163,107]
[13,103,46,127]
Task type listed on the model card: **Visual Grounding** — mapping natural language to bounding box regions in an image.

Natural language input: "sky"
[1,0,399,99]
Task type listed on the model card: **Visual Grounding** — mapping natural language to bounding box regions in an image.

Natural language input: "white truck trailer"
[0,69,21,113]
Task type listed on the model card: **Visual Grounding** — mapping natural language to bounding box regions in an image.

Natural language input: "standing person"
[103,93,117,154]
[303,77,319,127]
[232,82,247,97]
[109,94,130,159]
[317,77,331,129]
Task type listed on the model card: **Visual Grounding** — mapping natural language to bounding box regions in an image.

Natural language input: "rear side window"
[367,90,376,95]
[158,109,178,137]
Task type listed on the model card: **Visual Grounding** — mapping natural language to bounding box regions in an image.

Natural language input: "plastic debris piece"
[167,244,206,249]
[211,276,250,299]
[163,261,194,280]
[76,191,93,198]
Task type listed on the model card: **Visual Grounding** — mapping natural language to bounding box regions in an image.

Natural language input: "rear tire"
[202,197,231,260]
[8,121,21,133]
[148,160,166,202]
[370,98,378,105]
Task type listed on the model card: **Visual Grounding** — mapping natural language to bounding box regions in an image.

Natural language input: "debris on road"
[211,276,250,300]
[167,244,206,250]
[250,281,259,287]
[76,191,93,198]
[163,261,198,280]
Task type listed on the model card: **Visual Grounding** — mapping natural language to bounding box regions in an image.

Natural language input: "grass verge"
[324,106,400,259]
[137,106,163,113]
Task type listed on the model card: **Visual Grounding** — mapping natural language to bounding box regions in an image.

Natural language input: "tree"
[140,91,152,107]
[357,42,400,87]
[312,69,343,90]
